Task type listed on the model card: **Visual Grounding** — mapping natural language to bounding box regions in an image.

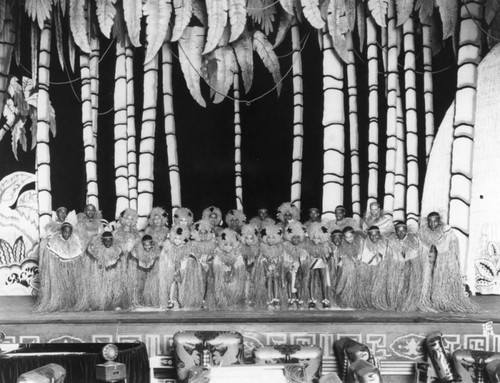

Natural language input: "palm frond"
[172,0,192,42]
[302,0,326,28]
[179,26,207,107]
[415,0,434,22]
[368,0,388,27]
[229,0,246,43]
[143,0,172,63]
[396,0,413,26]
[345,0,356,30]
[54,5,66,70]
[248,0,277,35]
[11,119,27,161]
[24,0,51,30]
[327,0,349,61]
[233,29,253,93]
[357,0,366,49]
[69,0,91,53]
[485,0,500,25]
[96,0,117,38]
[253,30,282,96]
[436,0,458,39]
[273,11,294,48]
[204,0,228,54]
[192,0,207,25]
[123,0,142,47]
[279,0,295,14]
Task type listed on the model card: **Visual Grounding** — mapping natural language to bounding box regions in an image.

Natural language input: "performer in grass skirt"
[159,225,192,309]
[306,222,333,309]
[362,226,392,310]
[240,223,262,306]
[208,229,247,309]
[326,205,360,232]
[202,206,224,237]
[35,222,84,312]
[172,207,194,229]
[75,231,125,311]
[283,222,308,308]
[144,207,170,247]
[75,204,104,248]
[129,235,161,307]
[225,209,246,235]
[303,208,322,232]
[114,208,141,254]
[249,208,276,231]
[189,219,216,305]
[328,230,343,295]
[276,202,300,231]
[386,222,424,311]
[336,226,365,308]
[254,224,287,309]
[418,212,477,312]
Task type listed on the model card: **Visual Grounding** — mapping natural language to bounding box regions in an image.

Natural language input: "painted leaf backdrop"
[171,0,192,42]
[233,29,254,93]
[204,0,228,54]
[96,0,117,38]
[69,0,92,53]
[179,26,207,107]
[143,0,172,63]
[252,30,282,96]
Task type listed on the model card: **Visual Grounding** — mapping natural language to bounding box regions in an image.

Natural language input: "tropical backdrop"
[0,0,499,295]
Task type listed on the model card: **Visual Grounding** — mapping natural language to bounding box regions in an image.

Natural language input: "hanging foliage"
[279,0,295,15]
[123,0,142,47]
[253,30,282,96]
[396,0,413,26]
[436,0,459,40]
[69,0,91,53]
[229,0,246,43]
[302,0,326,28]
[368,0,388,27]
[171,0,192,42]
[24,0,52,30]
[233,29,254,93]
[179,26,207,107]
[273,10,294,48]
[143,0,172,63]
[248,0,277,35]
[203,45,238,103]
[96,0,117,38]
[204,0,228,54]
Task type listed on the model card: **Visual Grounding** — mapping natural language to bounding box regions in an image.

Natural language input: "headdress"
[367,226,380,234]
[102,231,113,238]
[308,207,320,214]
[342,226,355,235]
[119,208,138,227]
[277,202,301,222]
[307,222,330,243]
[331,229,343,237]
[169,224,190,243]
[394,221,407,229]
[56,206,68,214]
[217,228,240,247]
[335,205,346,212]
[225,209,246,227]
[173,207,194,226]
[241,224,260,242]
[142,234,153,242]
[349,360,379,379]
[260,224,283,244]
[61,222,73,230]
[202,206,222,224]
[284,221,306,242]
[148,207,168,227]
[190,219,214,241]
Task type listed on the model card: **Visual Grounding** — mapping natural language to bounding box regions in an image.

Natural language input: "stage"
[1,296,499,382]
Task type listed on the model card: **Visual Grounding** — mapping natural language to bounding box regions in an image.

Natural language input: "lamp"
[96,344,127,382]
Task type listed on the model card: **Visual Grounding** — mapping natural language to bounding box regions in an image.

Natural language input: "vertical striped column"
[449,0,484,275]
[36,22,52,238]
[114,40,130,218]
[125,38,138,211]
[162,42,182,216]
[0,14,14,118]
[90,37,100,151]
[321,29,345,221]
[421,19,435,163]
[366,16,379,211]
[394,84,406,223]
[234,72,243,211]
[137,53,159,230]
[290,21,304,210]
[346,31,360,224]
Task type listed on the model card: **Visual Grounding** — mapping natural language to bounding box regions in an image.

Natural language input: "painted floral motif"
[475,242,500,295]
[389,334,425,360]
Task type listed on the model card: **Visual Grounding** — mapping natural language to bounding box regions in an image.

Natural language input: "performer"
[255,224,287,309]
[336,226,365,308]
[283,222,308,308]
[45,206,76,236]
[361,202,393,236]
[418,212,477,312]
[276,202,301,230]
[114,208,141,254]
[306,222,333,308]
[202,206,224,236]
[34,222,84,312]
[75,231,124,311]
[387,222,424,311]
[74,203,104,248]
[128,235,161,307]
[209,229,247,309]
[326,205,360,232]
[329,229,343,295]
[360,226,391,310]
[144,207,170,246]
[240,223,262,306]
[189,219,217,304]
[304,208,322,231]
[225,209,246,234]
[249,208,276,230]
[173,207,194,228]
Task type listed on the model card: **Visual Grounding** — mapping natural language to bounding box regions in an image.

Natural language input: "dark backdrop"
[0,24,457,222]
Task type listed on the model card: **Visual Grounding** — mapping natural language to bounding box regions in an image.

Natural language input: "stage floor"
[1,295,499,381]
[1,295,499,325]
